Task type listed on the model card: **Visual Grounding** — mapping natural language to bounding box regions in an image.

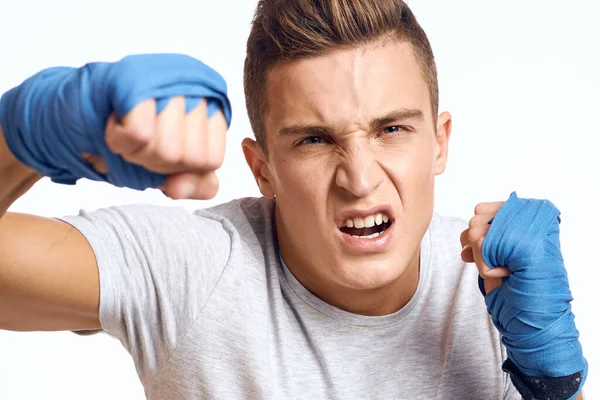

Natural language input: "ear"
[242,138,276,197]
[434,111,452,175]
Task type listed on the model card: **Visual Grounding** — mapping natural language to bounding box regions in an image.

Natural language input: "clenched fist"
[460,192,587,396]
[460,201,511,294]
[86,97,228,200]
[0,53,232,200]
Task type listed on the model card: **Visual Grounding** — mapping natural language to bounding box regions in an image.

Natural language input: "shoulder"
[63,196,274,235]
[195,196,276,243]
[60,202,232,248]
[197,196,274,227]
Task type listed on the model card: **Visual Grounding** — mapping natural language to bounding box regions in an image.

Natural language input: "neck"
[313,259,420,316]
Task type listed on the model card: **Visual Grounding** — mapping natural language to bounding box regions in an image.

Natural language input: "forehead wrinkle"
[266,41,431,144]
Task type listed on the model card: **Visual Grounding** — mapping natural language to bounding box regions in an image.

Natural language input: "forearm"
[0,123,102,332]
[0,125,41,217]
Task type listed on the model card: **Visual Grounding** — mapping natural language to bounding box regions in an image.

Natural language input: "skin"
[243,39,452,316]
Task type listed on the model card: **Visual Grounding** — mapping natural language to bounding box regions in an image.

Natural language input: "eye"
[297,136,327,146]
[382,125,408,134]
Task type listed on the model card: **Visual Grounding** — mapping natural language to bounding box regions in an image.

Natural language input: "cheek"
[272,158,328,219]
[275,158,322,198]
[381,140,436,190]
[272,159,336,249]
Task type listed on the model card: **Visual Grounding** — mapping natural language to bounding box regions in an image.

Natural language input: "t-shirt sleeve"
[58,203,232,384]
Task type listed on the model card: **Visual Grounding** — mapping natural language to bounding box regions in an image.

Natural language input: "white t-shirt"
[61,196,519,399]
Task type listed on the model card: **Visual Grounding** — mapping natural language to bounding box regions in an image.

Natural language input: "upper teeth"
[344,213,389,228]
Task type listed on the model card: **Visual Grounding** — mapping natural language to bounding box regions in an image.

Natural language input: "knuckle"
[206,151,225,170]
[104,133,120,153]
[467,229,480,244]
[469,214,491,229]
[479,270,492,280]
[160,151,181,166]
[468,216,480,229]
[125,125,155,146]
[208,113,229,138]
[157,148,183,166]
[477,236,486,249]
[186,153,208,170]
[474,202,487,215]
[184,147,212,170]
[189,145,224,171]
[459,229,468,247]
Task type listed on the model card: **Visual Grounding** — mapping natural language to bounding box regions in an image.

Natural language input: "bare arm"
[0,125,101,332]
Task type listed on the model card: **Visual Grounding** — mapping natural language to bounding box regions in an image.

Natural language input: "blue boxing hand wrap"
[0,54,232,190]
[481,192,587,399]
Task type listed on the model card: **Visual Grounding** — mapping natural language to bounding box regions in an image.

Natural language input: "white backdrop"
[1,0,598,398]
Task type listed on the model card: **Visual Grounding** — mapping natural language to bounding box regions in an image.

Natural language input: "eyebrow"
[370,108,424,131]
[278,108,425,138]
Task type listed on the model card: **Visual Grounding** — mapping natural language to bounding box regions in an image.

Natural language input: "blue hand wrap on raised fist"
[481,192,587,398]
[0,54,232,190]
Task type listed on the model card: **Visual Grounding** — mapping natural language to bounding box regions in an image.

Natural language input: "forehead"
[264,40,431,139]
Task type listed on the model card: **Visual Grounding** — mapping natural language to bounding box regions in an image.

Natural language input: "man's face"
[245,39,451,303]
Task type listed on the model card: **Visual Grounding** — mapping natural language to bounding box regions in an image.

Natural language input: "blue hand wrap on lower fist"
[482,192,587,398]
[0,54,232,190]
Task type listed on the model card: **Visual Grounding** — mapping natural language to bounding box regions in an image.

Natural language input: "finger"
[484,266,511,279]
[474,201,504,215]
[204,109,228,170]
[482,277,503,295]
[461,245,474,263]
[468,212,497,230]
[461,220,492,247]
[160,171,220,200]
[473,236,511,279]
[105,99,157,155]
[472,235,491,276]
[463,242,505,294]
[460,228,469,248]
[81,153,109,174]
[181,100,209,170]
[467,223,490,245]
[125,96,186,173]
[154,96,187,171]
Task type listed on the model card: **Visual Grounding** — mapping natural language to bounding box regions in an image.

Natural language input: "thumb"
[160,171,220,200]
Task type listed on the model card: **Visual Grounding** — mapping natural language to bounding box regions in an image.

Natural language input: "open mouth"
[339,213,393,239]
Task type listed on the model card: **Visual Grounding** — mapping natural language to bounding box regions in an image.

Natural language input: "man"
[0,0,587,399]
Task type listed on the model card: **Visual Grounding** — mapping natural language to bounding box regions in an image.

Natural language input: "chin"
[336,258,410,290]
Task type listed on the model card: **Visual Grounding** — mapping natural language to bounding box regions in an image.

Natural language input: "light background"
[0,0,598,398]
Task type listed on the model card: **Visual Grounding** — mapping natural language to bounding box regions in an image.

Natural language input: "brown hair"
[244,0,439,153]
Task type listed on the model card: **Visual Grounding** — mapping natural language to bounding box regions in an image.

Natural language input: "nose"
[335,143,384,198]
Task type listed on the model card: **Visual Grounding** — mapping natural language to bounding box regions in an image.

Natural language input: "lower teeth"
[352,231,381,239]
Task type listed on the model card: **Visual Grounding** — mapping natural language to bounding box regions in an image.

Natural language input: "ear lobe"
[241,138,276,197]
[434,111,452,175]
